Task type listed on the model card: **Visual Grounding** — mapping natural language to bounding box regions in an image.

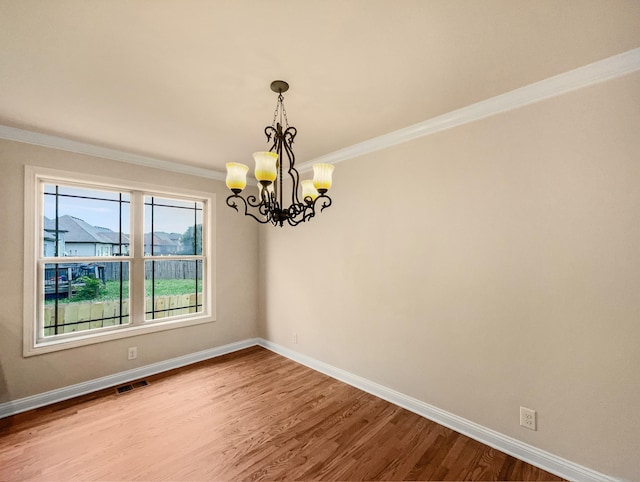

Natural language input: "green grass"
[103,280,128,300]
[46,279,202,304]
[145,279,202,296]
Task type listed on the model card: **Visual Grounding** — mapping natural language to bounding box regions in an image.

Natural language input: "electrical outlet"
[128,347,137,360]
[520,406,537,430]
[293,333,298,344]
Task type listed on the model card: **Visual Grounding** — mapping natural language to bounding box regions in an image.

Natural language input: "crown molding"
[1,48,638,178]
[298,47,640,171]
[0,125,227,181]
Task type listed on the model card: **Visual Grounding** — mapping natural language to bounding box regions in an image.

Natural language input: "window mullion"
[130,191,145,325]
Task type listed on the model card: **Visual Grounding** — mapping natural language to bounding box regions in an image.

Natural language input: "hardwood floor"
[0,346,563,481]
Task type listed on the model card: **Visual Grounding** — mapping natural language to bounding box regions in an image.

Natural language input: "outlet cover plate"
[520,406,537,430]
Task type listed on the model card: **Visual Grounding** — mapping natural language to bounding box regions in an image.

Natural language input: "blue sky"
[44,185,201,234]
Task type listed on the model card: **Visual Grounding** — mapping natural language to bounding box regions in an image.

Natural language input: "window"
[42,183,130,336]
[144,196,204,320]
[24,166,215,356]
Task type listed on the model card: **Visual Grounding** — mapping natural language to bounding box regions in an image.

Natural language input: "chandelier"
[225,80,334,227]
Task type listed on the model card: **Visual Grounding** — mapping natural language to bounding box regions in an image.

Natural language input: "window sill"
[24,313,215,357]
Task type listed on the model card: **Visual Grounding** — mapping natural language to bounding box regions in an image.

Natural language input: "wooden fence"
[43,293,203,336]
[102,260,202,282]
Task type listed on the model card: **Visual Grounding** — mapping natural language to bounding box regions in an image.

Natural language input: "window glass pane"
[144,196,202,255]
[43,261,130,336]
[43,184,130,258]
[145,260,203,320]
[44,184,130,202]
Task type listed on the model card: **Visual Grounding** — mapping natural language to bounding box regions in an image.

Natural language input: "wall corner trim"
[257,339,624,482]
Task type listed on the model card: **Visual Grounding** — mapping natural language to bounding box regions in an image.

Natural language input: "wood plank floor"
[0,346,564,481]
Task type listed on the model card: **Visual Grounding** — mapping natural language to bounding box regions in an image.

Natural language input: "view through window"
[144,196,203,320]
[43,184,131,336]
[38,181,208,341]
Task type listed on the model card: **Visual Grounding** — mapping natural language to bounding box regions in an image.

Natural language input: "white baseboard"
[0,337,622,482]
[257,338,622,482]
[0,338,259,419]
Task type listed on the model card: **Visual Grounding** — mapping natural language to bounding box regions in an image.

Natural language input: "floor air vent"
[116,380,149,394]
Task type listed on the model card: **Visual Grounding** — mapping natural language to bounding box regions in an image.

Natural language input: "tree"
[180,224,202,255]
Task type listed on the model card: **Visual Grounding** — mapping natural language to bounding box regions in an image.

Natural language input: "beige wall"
[258,72,640,480]
[1,71,638,478]
[0,140,259,401]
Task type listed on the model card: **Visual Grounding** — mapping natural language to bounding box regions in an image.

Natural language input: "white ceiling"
[1,1,639,174]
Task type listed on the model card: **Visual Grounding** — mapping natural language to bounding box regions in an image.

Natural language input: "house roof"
[43,217,68,233]
[46,215,177,247]
[96,230,130,245]
[93,226,130,244]
[144,232,181,247]
[56,215,127,245]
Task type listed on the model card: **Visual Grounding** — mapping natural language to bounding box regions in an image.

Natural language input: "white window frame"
[23,165,216,357]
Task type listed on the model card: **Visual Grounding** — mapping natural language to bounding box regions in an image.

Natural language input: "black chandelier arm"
[286,194,333,226]
[264,126,278,150]
[257,199,275,219]
[288,200,317,226]
[283,201,305,220]
[246,193,265,209]
[285,204,311,226]
[225,194,271,224]
[299,205,317,225]
[315,194,333,213]
[286,215,305,227]
[281,139,302,206]
[263,200,307,227]
[283,126,297,147]
[282,128,299,185]
[300,200,323,225]
[282,127,297,170]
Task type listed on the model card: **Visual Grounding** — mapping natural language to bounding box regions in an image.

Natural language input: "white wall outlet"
[127,347,137,360]
[293,333,298,344]
[520,406,537,430]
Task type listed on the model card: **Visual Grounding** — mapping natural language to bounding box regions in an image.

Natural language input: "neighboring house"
[168,232,183,252]
[144,232,182,255]
[46,215,182,257]
[93,227,130,256]
[43,217,67,257]
[56,215,129,257]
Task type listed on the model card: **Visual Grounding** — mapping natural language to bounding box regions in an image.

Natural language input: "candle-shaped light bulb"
[312,163,334,193]
[253,151,278,183]
[301,179,319,203]
[226,163,249,192]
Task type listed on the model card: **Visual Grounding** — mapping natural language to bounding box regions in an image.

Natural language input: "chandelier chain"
[271,99,279,128]
[280,95,289,128]
[271,93,289,129]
